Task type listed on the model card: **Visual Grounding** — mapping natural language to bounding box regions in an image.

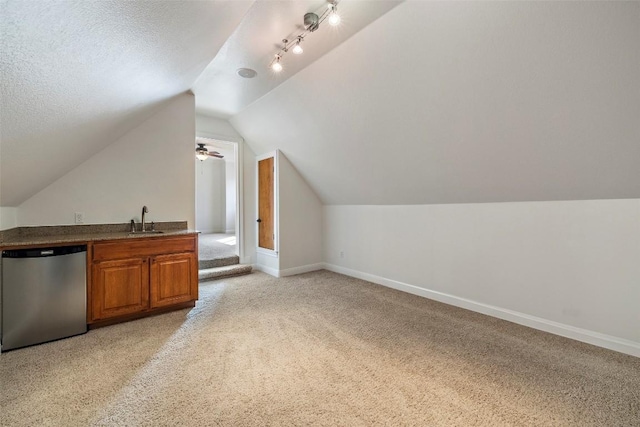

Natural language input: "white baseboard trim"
[323,263,640,358]
[197,228,225,234]
[257,247,278,258]
[240,256,252,265]
[253,264,279,277]
[279,263,324,277]
[252,263,324,278]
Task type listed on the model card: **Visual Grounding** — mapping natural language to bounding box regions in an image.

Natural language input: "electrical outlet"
[74,212,85,224]
[339,250,344,259]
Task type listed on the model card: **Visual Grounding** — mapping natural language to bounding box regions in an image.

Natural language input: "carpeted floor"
[198,233,237,261]
[1,271,639,426]
[198,233,239,269]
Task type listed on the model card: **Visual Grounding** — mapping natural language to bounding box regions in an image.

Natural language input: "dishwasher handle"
[2,245,87,259]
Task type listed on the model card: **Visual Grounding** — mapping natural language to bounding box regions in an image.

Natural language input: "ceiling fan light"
[196,143,209,161]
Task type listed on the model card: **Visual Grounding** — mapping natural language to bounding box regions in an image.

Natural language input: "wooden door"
[150,252,198,308]
[258,156,275,250]
[92,258,149,320]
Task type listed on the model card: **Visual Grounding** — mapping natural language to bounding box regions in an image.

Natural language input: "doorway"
[258,156,275,250]
[195,137,241,267]
[256,151,278,257]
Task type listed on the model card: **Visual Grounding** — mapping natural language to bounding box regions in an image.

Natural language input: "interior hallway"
[197,233,252,281]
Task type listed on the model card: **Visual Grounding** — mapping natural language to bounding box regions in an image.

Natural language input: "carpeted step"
[198,264,252,281]
[199,255,239,270]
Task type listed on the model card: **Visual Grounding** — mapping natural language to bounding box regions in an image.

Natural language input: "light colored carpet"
[198,233,238,269]
[1,271,639,426]
[198,264,253,282]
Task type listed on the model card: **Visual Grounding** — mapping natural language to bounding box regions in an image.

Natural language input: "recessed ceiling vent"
[237,68,257,79]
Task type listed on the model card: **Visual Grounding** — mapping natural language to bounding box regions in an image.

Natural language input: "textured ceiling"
[192,0,402,118]
[0,0,253,206]
[231,1,640,205]
[3,1,638,208]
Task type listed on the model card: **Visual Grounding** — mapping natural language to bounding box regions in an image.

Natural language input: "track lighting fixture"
[268,0,341,72]
[292,37,304,55]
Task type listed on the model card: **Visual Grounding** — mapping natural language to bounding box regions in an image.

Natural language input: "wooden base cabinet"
[151,253,197,308]
[92,258,149,320]
[90,235,198,325]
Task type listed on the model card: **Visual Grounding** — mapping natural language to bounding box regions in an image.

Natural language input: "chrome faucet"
[141,206,148,232]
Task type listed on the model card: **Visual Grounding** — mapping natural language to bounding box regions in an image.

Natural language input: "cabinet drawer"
[93,236,196,261]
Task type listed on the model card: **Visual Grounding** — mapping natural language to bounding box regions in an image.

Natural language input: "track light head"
[292,37,304,55]
[271,55,283,72]
[328,4,340,26]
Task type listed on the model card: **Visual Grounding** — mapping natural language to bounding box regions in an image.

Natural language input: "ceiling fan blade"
[208,152,224,158]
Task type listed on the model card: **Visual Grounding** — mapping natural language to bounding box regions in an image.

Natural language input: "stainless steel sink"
[128,230,164,236]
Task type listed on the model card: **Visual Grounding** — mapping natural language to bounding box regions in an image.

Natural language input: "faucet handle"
[130,219,136,233]
[151,221,155,231]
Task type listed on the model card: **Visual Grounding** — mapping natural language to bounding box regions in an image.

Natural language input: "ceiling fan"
[196,143,224,161]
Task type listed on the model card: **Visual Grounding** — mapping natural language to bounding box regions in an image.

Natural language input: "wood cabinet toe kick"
[88,234,198,327]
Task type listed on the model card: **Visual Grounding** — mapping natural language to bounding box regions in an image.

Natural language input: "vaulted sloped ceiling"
[3,1,638,207]
[0,0,253,206]
[231,1,640,205]
[192,0,402,118]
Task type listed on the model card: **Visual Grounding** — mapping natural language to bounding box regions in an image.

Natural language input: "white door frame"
[255,150,279,257]
[194,133,244,262]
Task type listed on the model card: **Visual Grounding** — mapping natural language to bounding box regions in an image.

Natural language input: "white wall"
[195,158,226,233]
[18,93,196,227]
[251,151,323,277]
[323,199,640,356]
[196,114,243,143]
[0,207,18,230]
[225,157,236,233]
[278,153,323,274]
[242,143,256,264]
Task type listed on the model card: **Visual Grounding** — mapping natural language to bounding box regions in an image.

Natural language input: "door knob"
[256,219,262,223]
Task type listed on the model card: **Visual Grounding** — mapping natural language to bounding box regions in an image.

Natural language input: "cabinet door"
[150,252,197,308]
[92,258,149,320]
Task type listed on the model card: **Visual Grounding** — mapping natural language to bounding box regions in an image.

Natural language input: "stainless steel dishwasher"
[1,245,87,351]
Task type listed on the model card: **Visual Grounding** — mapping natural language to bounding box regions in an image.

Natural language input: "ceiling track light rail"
[270,0,341,72]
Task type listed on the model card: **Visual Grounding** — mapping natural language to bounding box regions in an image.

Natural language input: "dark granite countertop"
[0,222,199,249]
